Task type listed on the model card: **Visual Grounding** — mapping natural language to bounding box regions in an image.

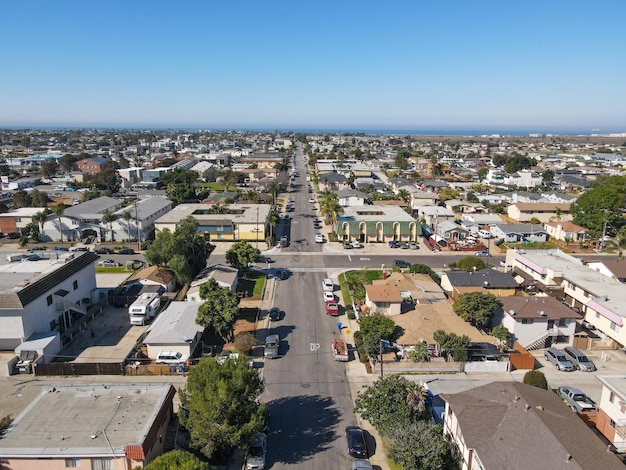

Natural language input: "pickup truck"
[332,338,348,362]
[557,386,597,413]
[325,300,339,316]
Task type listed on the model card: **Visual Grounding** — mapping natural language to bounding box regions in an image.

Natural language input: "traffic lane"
[323,253,505,270]
[263,271,357,469]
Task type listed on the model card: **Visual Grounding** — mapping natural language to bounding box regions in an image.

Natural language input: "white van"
[478,229,491,239]
[155,351,188,364]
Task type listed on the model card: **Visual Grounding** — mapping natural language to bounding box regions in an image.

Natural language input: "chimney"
[565,454,572,462]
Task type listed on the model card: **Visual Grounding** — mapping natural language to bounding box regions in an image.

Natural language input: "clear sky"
[1,0,625,132]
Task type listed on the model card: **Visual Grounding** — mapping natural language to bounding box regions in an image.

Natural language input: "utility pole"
[256,206,259,250]
[135,194,141,251]
[380,340,384,379]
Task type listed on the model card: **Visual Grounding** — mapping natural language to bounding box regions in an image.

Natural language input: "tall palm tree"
[101,210,118,242]
[122,210,133,241]
[405,384,430,421]
[319,198,343,226]
[52,204,65,243]
[32,211,47,241]
[397,189,411,204]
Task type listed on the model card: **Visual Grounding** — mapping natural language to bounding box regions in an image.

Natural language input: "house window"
[610,392,617,404]
[610,322,621,333]
[47,295,53,306]
[65,458,80,467]
[91,458,112,470]
[610,419,616,428]
[521,319,534,324]
[73,280,78,290]
[558,319,567,327]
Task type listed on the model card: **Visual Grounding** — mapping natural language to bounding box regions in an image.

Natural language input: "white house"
[143,301,204,360]
[596,375,626,453]
[0,251,99,359]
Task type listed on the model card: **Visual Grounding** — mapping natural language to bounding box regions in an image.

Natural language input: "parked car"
[475,250,489,257]
[315,233,324,243]
[562,346,596,371]
[309,198,315,204]
[245,432,267,470]
[322,278,334,292]
[352,461,373,470]
[388,240,399,248]
[345,426,368,459]
[118,248,135,255]
[393,259,411,268]
[544,347,575,371]
[268,308,283,321]
[351,240,362,249]
[400,242,409,249]
[323,291,334,302]
[53,246,69,252]
[343,241,352,249]
[314,223,322,229]
[408,242,419,250]
[97,259,118,267]
[70,247,88,252]
[558,386,598,412]
[155,351,188,365]
[95,247,114,254]
[275,269,287,280]
[30,247,47,251]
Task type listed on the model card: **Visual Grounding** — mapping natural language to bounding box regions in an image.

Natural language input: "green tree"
[542,169,555,186]
[453,292,500,327]
[397,189,411,204]
[122,210,133,241]
[505,155,536,174]
[12,190,31,208]
[52,203,65,242]
[477,167,489,180]
[354,375,421,436]
[409,263,441,284]
[225,241,260,274]
[438,188,459,202]
[433,329,471,361]
[144,217,214,284]
[30,189,49,207]
[101,210,118,242]
[491,325,511,348]
[32,210,48,241]
[386,422,453,470]
[360,314,397,361]
[179,358,265,461]
[523,370,549,390]
[456,256,487,272]
[196,279,239,341]
[41,161,59,178]
[84,160,120,192]
[144,450,212,470]
[571,187,622,234]
[491,154,507,167]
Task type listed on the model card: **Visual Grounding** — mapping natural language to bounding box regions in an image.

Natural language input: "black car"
[345,426,368,458]
[53,246,69,251]
[95,248,114,254]
[118,248,135,255]
[268,308,283,321]
[70,247,89,252]
[393,259,411,268]
[275,269,287,280]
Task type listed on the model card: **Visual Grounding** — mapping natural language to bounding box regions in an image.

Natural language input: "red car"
[325,301,339,316]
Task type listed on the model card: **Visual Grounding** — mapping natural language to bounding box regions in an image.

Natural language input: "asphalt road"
[260,145,361,469]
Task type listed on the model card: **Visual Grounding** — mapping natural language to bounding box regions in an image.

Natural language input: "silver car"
[544,347,574,371]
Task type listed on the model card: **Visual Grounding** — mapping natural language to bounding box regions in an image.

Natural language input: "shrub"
[523,370,548,390]
[233,332,256,355]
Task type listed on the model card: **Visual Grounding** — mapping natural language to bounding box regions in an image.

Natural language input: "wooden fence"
[34,361,125,376]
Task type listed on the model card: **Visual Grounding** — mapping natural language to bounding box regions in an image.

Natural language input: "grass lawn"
[339,269,383,308]
[95,267,127,273]
[503,241,559,250]
[237,271,266,300]
[198,182,235,192]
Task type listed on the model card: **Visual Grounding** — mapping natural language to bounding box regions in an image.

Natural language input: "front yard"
[236,270,266,300]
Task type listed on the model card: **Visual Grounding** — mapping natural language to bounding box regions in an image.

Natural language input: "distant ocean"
[2,125,625,136]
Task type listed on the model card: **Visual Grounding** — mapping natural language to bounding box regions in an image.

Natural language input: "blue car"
[388,241,399,248]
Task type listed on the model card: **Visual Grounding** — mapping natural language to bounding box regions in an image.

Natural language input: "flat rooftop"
[0,251,96,294]
[155,203,271,225]
[0,383,174,457]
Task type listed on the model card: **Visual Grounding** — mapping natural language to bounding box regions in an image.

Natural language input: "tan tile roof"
[130,265,175,286]
[364,284,403,302]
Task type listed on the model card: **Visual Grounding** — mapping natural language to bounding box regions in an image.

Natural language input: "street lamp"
[255,206,260,249]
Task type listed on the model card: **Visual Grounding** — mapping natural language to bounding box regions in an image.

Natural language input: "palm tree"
[242,190,259,202]
[267,209,279,240]
[397,189,411,205]
[52,204,65,243]
[101,210,118,242]
[32,211,47,241]
[319,198,343,226]
[122,210,133,241]
[405,384,430,421]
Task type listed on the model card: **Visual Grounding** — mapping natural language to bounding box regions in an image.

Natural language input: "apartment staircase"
[523,328,559,351]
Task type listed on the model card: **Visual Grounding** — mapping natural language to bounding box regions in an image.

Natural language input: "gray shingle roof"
[445,268,518,288]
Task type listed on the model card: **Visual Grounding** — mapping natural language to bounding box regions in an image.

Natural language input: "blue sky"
[1,1,625,131]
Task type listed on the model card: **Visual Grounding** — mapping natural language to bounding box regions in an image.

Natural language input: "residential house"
[490,223,547,243]
[110,197,173,242]
[335,189,366,207]
[143,301,204,360]
[0,207,45,235]
[364,284,403,316]
[335,205,418,243]
[596,375,626,453]
[318,172,350,192]
[503,169,543,188]
[0,251,99,357]
[417,180,449,193]
[586,257,626,283]
[443,199,485,214]
[441,381,624,470]
[0,384,176,469]
[544,221,589,243]
[42,196,123,242]
[74,156,108,174]
[509,249,626,349]
[372,272,446,305]
[435,220,469,243]
[154,203,270,242]
[128,266,176,293]
[507,202,572,223]
[494,296,581,350]
[440,268,518,300]
[415,205,455,227]
[186,264,239,301]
